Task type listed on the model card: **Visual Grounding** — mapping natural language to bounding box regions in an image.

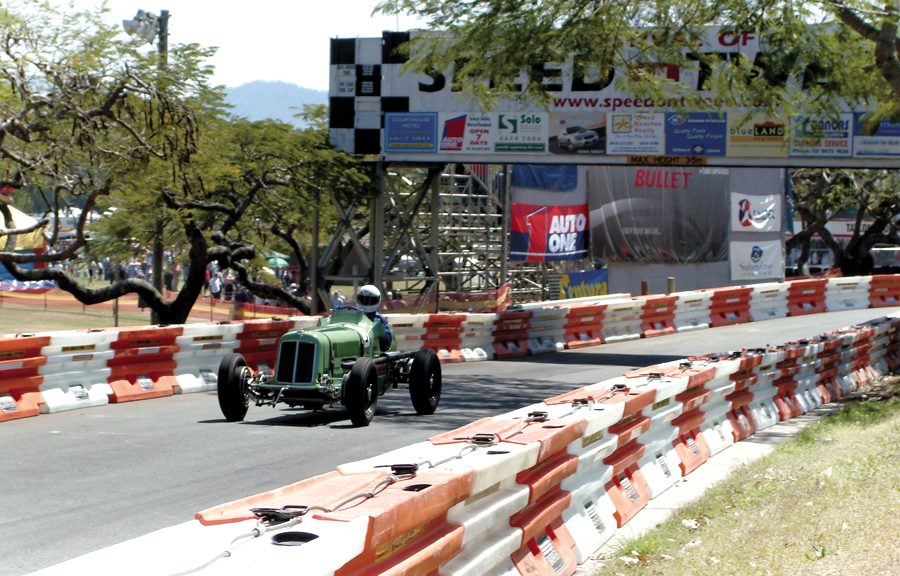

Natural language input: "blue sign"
[854,113,900,137]
[384,113,438,153]
[665,113,727,156]
[557,269,609,299]
[853,112,900,157]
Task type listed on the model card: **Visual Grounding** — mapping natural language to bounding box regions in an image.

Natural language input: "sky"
[60,1,426,90]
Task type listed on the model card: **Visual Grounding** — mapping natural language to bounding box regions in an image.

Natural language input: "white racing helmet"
[356,284,382,313]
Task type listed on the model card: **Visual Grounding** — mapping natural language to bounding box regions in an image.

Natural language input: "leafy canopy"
[376,1,900,119]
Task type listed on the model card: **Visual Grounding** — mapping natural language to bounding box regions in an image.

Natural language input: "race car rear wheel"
[217,353,251,422]
[345,357,377,426]
[409,348,442,415]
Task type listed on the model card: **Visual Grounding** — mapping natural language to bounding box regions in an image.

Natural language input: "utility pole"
[124,9,169,324]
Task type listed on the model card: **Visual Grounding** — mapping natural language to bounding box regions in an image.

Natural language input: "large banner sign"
[731,192,781,232]
[588,166,732,264]
[329,30,900,167]
[730,239,784,280]
[509,165,589,262]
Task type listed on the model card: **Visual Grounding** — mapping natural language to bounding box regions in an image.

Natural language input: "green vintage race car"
[216,309,442,426]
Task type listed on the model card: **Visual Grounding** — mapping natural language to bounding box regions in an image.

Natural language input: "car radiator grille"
[276,341,316,384]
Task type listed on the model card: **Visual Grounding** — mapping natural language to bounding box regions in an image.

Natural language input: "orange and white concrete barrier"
[106,325,183,403]
[38,329,117,412]
[0,333,50,422]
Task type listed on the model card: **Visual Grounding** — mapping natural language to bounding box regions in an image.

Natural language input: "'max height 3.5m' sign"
[328,29,900,167]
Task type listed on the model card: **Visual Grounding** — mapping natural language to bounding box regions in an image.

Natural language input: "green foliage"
[376,0,899,117]
[797,394,898,446]
[788,168,900,274]
[1,0,367,321]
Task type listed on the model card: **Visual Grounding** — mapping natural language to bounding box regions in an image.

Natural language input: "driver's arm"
[375,313,393,351]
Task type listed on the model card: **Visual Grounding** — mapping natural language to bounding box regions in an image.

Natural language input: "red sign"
[440,114,466,151]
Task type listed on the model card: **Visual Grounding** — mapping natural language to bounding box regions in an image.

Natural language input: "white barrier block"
[688,355,742,392]
[790,386,815,415]
[705,378,738,405]
[643,395,684,429]
[441,486,528,576]
[462,347,490,361]
[637,426,682,499]
[602,299,644,343]
[462,313,498,332]
[383,313,429,328]
[561,486,618,563]
[36,328,120,348]
[460,329,495,349]
[749,282,789,321]
[438,443,540,496]
[529,335,565,354]
[564,433,618,491]
[699,401,735,456]
[386,313,430,352]
[797,373,823,410]
[527,307,568,354]
[826,276,872,311]
[173,323,243,394]
[39,370,113,413]
[439,530,522,576]
[394,329,429,353]
[871,355,889,376]
[447,484,529,548]
[37,329,120,413]
[672,290,712,332]
[582,407,630,443]
[41,351,114,373]
[174,368,221,395]
[748,369,780,431]
[645,374,690,405]
[750,394,780,431]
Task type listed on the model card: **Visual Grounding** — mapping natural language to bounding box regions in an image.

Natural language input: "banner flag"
[510,165,589,262]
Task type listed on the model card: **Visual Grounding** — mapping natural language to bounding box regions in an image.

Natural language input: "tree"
[150,108,368,315]
[788,169,900,275]
[0,2,224,323]
[376,1,899,118]
[0,3,366,323]
[244,106,370,309]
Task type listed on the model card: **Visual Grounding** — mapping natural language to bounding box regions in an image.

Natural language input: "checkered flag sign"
[329,32,410,155]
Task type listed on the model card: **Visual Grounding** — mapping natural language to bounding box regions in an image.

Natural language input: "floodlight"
[122,10,160,45]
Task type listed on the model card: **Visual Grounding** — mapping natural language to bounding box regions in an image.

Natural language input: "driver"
[354,284,393,351]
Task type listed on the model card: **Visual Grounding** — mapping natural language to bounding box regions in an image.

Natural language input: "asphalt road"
[3,308,897,576]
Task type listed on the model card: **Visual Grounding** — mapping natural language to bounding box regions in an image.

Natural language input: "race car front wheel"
[409,348,442,415]
[345,357,377,426]
[217,353,251,422]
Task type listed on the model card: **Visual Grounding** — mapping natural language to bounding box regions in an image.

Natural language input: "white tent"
[1,204,45,250]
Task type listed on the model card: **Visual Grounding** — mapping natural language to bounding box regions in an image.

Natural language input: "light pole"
[123,9,169,324]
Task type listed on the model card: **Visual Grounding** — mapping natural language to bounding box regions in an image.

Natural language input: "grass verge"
[0,302,154,333]
[592,380,900,576]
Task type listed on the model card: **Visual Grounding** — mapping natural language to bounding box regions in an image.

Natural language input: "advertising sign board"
[730,239,784,281]
[731,193,781,233]
[330,29,899,167]
[509,165,589,262]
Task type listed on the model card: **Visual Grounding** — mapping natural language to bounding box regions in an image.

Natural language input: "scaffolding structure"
[311,163,562,312]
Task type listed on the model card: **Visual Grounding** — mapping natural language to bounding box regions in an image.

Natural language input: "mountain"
[224,81,328,128]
